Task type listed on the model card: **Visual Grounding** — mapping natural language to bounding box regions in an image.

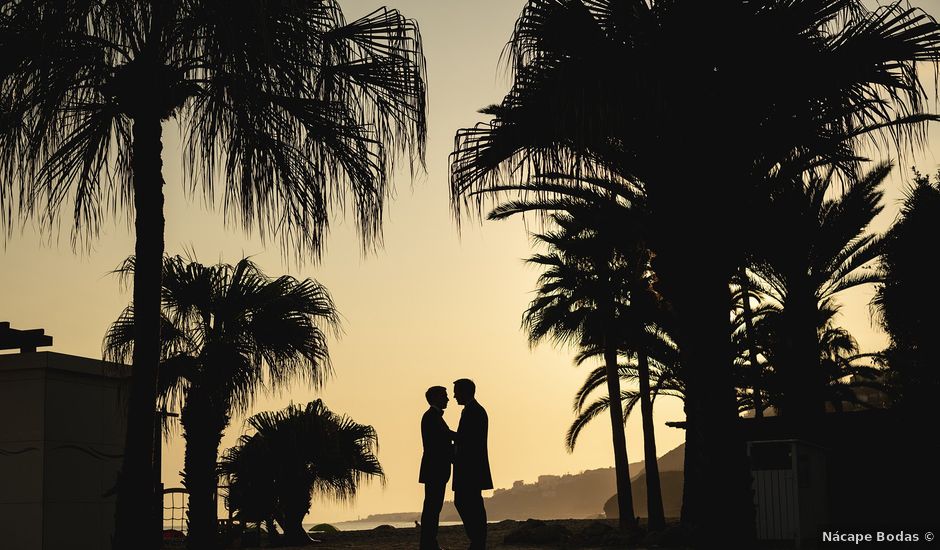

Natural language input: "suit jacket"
[419,407,454,484]
[453,399,493,491]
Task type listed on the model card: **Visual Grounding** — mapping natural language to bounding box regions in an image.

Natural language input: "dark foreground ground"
[238,519,692,550]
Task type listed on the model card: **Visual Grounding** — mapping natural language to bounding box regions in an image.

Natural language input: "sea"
[304,520,464,532]
[163,519,462,535]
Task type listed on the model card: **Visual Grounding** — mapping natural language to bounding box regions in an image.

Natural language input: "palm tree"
[747,163,888,421]
[220,400,383,547]
[746,304,886,413]
[566,327,682,531]
[522,211,637,530]
[449,2,939,542]
[1,4,425,546]
[511,191,672,530]
[872,170,940,421]
[104,256,340,549]
[490,177,670,529]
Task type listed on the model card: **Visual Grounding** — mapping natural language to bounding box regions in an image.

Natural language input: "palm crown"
[104,255,340,413]
[1,1,426,251]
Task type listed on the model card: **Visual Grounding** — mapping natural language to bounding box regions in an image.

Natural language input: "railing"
[162,487,188,548]
[162,485,236,548]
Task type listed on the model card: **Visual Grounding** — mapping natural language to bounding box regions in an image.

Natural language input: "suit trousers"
[454,490,487,549]
[420,482,447,549]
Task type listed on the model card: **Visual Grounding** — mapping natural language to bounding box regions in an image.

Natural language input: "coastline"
[264,519,683,549]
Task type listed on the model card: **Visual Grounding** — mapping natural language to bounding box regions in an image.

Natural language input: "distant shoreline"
[279,518,667,549]
[304,519,457,532]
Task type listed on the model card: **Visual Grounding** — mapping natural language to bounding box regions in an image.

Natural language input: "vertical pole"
[154,408,164,549]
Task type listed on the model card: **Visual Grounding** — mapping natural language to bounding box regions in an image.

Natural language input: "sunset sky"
[3,0,940,523]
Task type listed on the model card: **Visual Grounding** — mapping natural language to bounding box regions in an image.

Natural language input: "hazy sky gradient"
[3,0,940,523]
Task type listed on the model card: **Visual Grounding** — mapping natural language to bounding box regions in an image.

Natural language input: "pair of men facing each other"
[419,379,492,550]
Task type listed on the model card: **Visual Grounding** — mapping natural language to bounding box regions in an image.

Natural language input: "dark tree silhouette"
[732,268,766,418]
[872,169,940,421]
[748,163,889,420]
[523,211,638,530]
[1,3,425,547]
[565,330,679,531]
[220,400,383,547]
[104,256,339,549]
[449,2,940,543]
[500,188,668,530]
[740,299,885,414]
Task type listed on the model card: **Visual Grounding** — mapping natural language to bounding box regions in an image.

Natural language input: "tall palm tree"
[522,211,637,530]
[1,3,425,547]
[513,192,671,530]
[747,163,888,421]
[872,170,940,421]
[566,327,682,531]
[449,2,939,543]
[104,256,340,549]
[220,400,383,547]
[491,177,671,529]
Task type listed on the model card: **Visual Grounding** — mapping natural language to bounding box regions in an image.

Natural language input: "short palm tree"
[220,400,383,547]
[1,4,425,546]
[104,256,340,549]
[747,163,888,420]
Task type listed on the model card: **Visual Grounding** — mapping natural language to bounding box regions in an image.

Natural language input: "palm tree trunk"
[113,115,165,550]
[279,511,311,546]
[637,348,665,531]
[604,337,637,531]
[182,394,227,550]
[674,268,755,548]
[646,167,756,546]
[277,484,314,546]
[781,294,825,425]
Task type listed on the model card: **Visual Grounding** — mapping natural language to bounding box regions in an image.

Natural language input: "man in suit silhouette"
[452,378,492,550]
[420,386,455,550]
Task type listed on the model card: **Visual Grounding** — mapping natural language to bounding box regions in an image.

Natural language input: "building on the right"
[741,409,938,549]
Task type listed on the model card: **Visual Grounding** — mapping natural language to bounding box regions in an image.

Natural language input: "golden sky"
[2,0,940,523]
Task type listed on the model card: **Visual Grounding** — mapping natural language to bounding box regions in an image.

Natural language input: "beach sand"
[262,519,672,549]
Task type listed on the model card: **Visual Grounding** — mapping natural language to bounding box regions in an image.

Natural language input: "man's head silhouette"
[453,378,475,405]
[426,386,449,409]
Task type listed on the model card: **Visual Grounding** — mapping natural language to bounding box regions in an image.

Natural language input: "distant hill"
[445,442,684,521]
[356,443,686,523]
[440,465,616,521]
[603,471,684,519]
[630,441,685,480]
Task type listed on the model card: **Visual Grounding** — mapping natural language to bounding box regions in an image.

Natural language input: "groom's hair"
[454,378,476,397]
[426,386,446,404]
